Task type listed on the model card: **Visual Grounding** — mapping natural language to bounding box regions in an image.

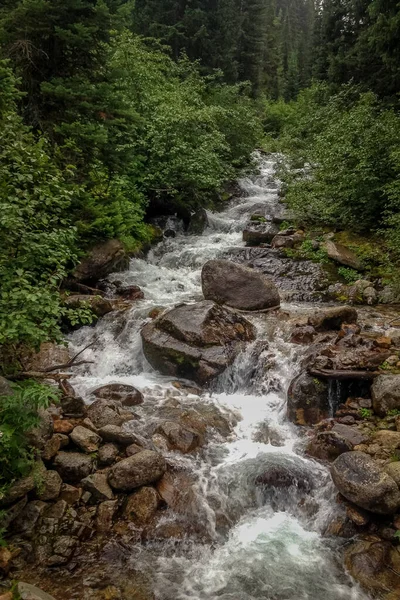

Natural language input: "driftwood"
[308,368,381,380]
[13,372,73,380]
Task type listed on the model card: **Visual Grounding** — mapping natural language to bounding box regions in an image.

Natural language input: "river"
[69,156,370,600]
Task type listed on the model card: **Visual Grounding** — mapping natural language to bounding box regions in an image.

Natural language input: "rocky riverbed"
[2,155,400,600]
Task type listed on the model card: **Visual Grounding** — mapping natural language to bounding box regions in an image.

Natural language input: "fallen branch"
[308,368,381,380]
[41,342,95,373]
[13,372,74,381]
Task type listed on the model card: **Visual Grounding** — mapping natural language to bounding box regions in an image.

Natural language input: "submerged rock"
[201,259,280,311]
[287,372,330,426]
[331,451,400,514]
[141,300,255,384]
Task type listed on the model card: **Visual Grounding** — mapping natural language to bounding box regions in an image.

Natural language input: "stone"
[60,483,81,505]
[92,383,144,406]
[0,547,12,574]
[96,499,118,533]
[53,452,93,483]
[290,325,315,344]
[331,423,368,447]
[13,500,47,535]
[242,222,280,246]
[72,239,129,283]
[141,300,255,385]
[126,443,144,457]
[306,431,352,461]
[25,342,70,372]
[81,473,114,501]
[0,496,27,528]
[375,336,392,349]
[384,462,400,487]
[108,450,166,491]
[344,537,400,595]
[17,582,57,600]
[44,499,67,519]
[60,395,86,417]
[47,536,77,565]
[158,421,200,453]
[187,207,209,234]
[0,592,12,600]
[346,504,370,526]
[323,241,362,270]
[53,434,69,449]
[1,476,35,505]
[0,376,12,396]
[116,284,145,300]
[287,372,330,426]
[70,425,101,453]
[41,435,61,461]
[98,424,145,447]
[53,420,74,434]
[26,408,54,450]
[124,486,159,524]
[373,430,400,451]
[64,294,113,317]
[86,399,125,429]
[201,259,280,311]
[363,286,377,305]
[372,375,400,416]
[331,451,400,514]
[308,306,358,331]
[98,443,119,466]
[36,470,62,501]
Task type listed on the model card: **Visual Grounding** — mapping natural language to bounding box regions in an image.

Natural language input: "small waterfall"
[68,156,369,600]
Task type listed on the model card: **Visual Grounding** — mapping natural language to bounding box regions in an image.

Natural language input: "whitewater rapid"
[69,156,369,600]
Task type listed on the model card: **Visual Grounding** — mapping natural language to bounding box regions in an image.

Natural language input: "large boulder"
[344,537,400,595]
[92,383,144,406]
[141,300,255,385]
[53,452,94,483]
[72,239,129,283]
[323,241,362,270]
[108,450,166,491]
[331,451,400,514]
[287,372,330,426]
[201,260,280,311]
[371,375,400,416]
[308,306,358,331]
[242,222,280,246]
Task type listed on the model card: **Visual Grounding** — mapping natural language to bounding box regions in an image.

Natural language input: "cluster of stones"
[286,305,400,597]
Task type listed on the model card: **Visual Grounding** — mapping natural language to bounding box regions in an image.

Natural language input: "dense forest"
[1,0,400,510]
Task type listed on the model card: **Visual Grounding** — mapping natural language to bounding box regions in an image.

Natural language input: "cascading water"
[69,156,370,600]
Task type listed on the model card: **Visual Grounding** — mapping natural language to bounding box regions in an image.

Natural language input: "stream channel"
[69,156,370,599]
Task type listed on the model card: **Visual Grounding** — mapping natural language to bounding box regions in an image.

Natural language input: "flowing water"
[69,156,369,600]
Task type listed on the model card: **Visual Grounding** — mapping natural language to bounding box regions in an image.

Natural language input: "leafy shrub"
[337,267,360,284]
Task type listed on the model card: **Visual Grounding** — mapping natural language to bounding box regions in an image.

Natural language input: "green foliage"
[0,381,59,490]
[359,408,373,418]
[337,267,360,284]
[387,409,400,416]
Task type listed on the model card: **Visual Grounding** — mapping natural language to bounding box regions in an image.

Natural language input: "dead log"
[308,368,381,380]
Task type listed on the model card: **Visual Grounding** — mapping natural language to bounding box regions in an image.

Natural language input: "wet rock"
[53,452,93,483]
[156,471,199,517]
[306,431,352,461]
[255,465,313,492]
[41,435,61,461]
[53,419,74,434]
[81,473,114,501]
[86,399,126,429]
[290,325,315,344]
[36,470,62,501]
[324,516,359,538]
[108,450,166,491]
[331,423,368,447]
[187,207,209,234]
[96,499,118,533]
[141,300,255,385]
[116,284,144,300]
[308,306,358,331]
[287,372,330,426]
[201,259,280,311]
[372,375,400,416]
[124,486,159,524]
[17,582,57,600]
[98,443,119,466]
[64,294,113,317]
[60,395,86,417]
[346,503,370,526]
[60,483,81,505]
[344,536,400,595]
[98,424,145,447]
[72,239,129,283]
[331,451,400,514]
[242,222,279,246]
[157,421,200,453]
[70,425,101,453]
[92,383,144,406]
[126,443,144,457]
[323,241,362,270]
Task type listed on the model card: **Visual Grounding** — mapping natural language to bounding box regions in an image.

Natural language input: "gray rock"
[384,462,400,487]
[60,483,81,505]
[92,383,144,406]
[0,376,13,396]
[17,582,57,600]
[242,222,280,246]
[98,443,119,466]
[187,207,209,234]
[72,239,129,283]
[96,499,118,533]
[41,435,61,461]
[158,421,200,453]
[141,300,255,385]
[86,398,125,429]
[60,395,86,417]
[372,375,400,417]
[287,372,330,426]
[70,425,101,453]
[0,495,28,528]
[53,452,93,483]
[26,408,54,450]
[47,536,77,565]
[36,470,62,501]
[81,473,114,501]
[323,241,362,270]
[98,424,146,447]
[308,306,358,330]
[108,450,166,491]
[201,259,280,311]
[331,423,368,447]
[124,486,159,524]
[1,476,35,506]
[13,500,47,535]
[331,451,400,514]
